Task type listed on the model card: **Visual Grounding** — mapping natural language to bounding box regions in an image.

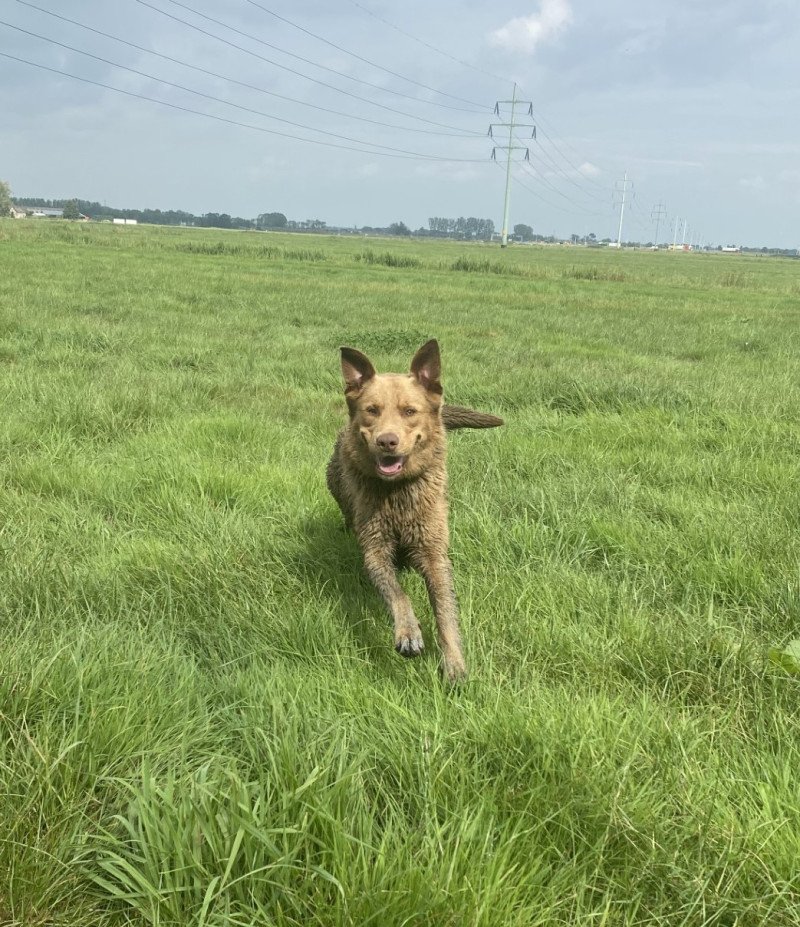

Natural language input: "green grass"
[0,219,799,926]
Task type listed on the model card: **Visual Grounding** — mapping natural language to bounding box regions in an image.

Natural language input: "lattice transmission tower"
[489,83,536,247]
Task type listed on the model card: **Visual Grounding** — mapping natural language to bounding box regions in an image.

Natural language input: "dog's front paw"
[442,649,468,684]
[395,627,424,658]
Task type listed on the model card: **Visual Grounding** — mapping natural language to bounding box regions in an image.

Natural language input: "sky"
[2,0,799,247]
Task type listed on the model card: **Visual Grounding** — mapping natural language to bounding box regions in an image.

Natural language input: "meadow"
[0,219,799,926]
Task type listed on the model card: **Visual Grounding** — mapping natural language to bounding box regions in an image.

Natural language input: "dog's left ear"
[410,339,442,395]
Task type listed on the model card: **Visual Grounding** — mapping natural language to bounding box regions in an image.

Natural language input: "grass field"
[1,219,799,926]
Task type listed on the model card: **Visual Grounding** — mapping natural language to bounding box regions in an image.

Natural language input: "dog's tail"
[442,404,504,430]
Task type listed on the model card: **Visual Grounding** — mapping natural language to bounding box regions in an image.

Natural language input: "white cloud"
[738,175,766,190]
[489,0,573,55]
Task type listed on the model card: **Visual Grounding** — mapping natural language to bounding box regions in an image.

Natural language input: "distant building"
[112,218,138,225]
[721,246,741,253]
[30,206,64,218]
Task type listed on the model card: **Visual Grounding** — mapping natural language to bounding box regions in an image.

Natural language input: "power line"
[523,102,610,190]
[508,171,582,221]
[627,193,665,242]
[0,50,489,162]
[512,152,661,241]
[495,161,606,223]
[343,0,632,228]
[346,0,615,227]
[510,82,613,195]
[6,3,664,235]
[517,158,602,214]
[12,0,481,138]
[512,133,608,216]
[243,0,486,110]
[345,0,507,85]
[513,133,610,211]
[142,0,484,114]
[130,0,486,130]
[307,9,612,205]
[483,82,616,212]
[625,201,655,240]
[1,20,486,158]
[520,133,609,204]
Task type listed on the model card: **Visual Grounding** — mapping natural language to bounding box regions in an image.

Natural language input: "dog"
[326,339,502,682]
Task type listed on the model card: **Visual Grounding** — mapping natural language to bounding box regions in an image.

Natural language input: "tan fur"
[326,339,502,682]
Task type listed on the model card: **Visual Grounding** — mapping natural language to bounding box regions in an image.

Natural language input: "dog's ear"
[340,347,376,393]
[410,339,442,395]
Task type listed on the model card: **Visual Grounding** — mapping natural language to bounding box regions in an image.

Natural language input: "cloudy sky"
[2,0,798,246]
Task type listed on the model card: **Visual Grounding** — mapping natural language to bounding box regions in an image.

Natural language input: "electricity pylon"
[613,172,632,247]
[489,83,535,247]
[651,202,667,248]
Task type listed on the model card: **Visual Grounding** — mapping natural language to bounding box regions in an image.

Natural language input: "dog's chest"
[359,476,447,548]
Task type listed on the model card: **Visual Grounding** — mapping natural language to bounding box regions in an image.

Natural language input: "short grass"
[1,220,799,926]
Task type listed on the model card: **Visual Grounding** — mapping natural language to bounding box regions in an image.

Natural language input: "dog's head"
[339,339,444,482]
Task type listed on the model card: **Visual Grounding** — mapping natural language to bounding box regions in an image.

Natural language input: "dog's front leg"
[416,552,467,682]
[361,545,424,658]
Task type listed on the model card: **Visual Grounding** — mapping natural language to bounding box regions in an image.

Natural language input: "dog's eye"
[404,408,417,417]
[366,406,380,416]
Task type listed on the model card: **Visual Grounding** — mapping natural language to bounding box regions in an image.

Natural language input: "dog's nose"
[376,432,399,452]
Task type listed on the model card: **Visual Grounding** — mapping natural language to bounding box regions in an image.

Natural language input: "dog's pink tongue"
[379,458,403,475]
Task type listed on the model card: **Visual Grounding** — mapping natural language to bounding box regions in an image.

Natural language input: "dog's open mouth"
[376,455,405,477]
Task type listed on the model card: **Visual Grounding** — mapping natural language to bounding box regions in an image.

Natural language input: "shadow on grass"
[290,511,396,662]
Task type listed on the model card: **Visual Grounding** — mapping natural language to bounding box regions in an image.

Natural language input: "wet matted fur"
[326,339,502,682]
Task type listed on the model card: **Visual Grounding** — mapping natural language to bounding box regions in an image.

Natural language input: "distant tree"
[257,212,287,230]
[513,223,534,242]
[428,217,452,236]
[388,221,411,236]
[0,180,12,217]
[427,217,493,239]
[200,213,233,229]
[62,199,80,220]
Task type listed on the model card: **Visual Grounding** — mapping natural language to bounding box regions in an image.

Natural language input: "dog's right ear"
[340,347,376,393]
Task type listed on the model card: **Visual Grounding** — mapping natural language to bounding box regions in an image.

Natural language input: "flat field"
[1,220,799,926]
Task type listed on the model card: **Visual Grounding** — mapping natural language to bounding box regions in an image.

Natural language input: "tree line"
[6,186,797,255]
[426,217,495,239]
[10,198,292,230]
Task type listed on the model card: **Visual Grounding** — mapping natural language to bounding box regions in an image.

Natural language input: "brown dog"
[326,339,502,681]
